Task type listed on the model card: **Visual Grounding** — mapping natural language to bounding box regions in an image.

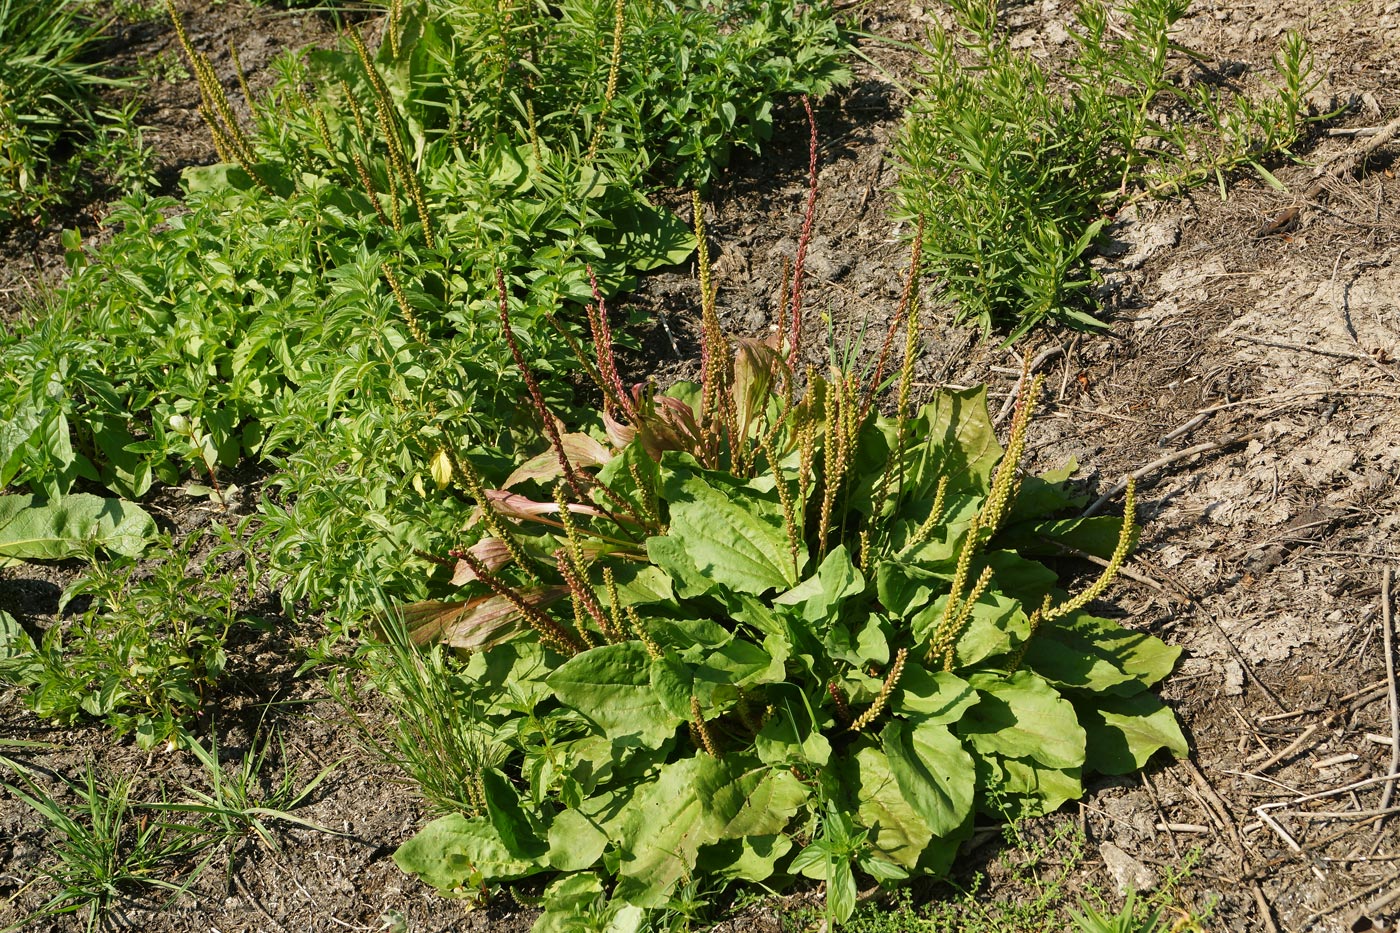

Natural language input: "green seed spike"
[850,648,907,732]
[625,605,662,659]
[691,695,720,757]
[1010,478,1137,672]
[761,433,801,579]
[587,0,627,163]
[1042,477,1136,624]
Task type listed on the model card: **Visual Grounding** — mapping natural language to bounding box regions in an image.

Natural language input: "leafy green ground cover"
[0,0,153,225]
[0,0,847,632]
[895,0,1335,339]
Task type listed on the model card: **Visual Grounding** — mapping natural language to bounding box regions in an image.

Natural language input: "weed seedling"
[1,762,208,931]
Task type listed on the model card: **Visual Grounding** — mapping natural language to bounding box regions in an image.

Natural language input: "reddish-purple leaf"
[503,433,614,489]
[395,586,569,649]
[450,537,513,586]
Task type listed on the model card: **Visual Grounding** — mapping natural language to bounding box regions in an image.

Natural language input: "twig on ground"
[1308,113,1400,191]
[1326,126,1385,137]
[1082,432,1263,517]
[1362,876,1400,919]
[1252,883,1282,933]
[1230,333,1388,365]
[1182,759,1247,864]
[233,871,287,932]
[1250,723,1323,774]
[1255,808,1327,881]
[1057,335,1079,402]
[1343,679,1392,705]
[1256,771,1400,810]
[1141,771,1183,860]
[1209,615,1289,711]
[1050,404,1151,425]
[1377,568,1399,832]
[1259,707,1317,724]
[1289,805,1400,820]
[1033,536,1171,594]
[1158,411,1212,446]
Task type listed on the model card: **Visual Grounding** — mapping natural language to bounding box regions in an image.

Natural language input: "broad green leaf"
[903,388,1002,498]
[465,642,555,714]
[0,494,156,560]
[1005,458,1081,523]
[532,874,646,933]
[774,544,865,623]
[700,762,808,840]
[829,859,858,924]
[548,642,683,747]
[609,756,711,906]
[394,814,543,893]
[595,442,663,528]
[997,515,1133,560]
[983,551,1059,607]
[1079,692,1188,774]
[882,719,975,837]
[978,755,1084,819]
[534,873,606,932]
[0,611,35,662]
[654,466,798,594]
[876,557,952,620]
[647,617,731,654]
[481,769,547,859]
[603,197,696,272]
[1025,611,1182,695]
[614,756,805,906]
[893,667,978,724]
[650,650,735,719]
[842,746,932,869]
[959,671,1085,770]
[696,833,792,882]
[546,809,609,872]
[600,564,673,608]
[911,591,1029,666]
[697,639,783,689]
[645,534,719,600]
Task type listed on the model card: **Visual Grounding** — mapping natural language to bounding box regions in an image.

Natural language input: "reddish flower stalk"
[495,270,639,527]
[497,270,589,499]
[585,266,636,423]
[459,552,582,655]
[827,681,852,724]
[556,553,617,643]
[861,218,924,421]
[787,96,819,371]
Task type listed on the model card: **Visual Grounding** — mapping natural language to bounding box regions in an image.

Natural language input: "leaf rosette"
[389,247,1186,927]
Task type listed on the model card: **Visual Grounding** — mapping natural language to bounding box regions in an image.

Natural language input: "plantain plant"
[384,188,1186,928]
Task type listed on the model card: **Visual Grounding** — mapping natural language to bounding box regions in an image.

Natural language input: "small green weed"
[0,763,208,932]
[350,612,505,817]
[154,723,343,852]
[0,532,246,748]
[0,0,151,224]
[896,0,1336,340]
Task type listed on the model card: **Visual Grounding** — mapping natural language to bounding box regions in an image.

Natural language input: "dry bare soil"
[2,0,1400,931]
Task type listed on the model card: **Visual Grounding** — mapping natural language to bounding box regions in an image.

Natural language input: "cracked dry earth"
[3,0,1400,930]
